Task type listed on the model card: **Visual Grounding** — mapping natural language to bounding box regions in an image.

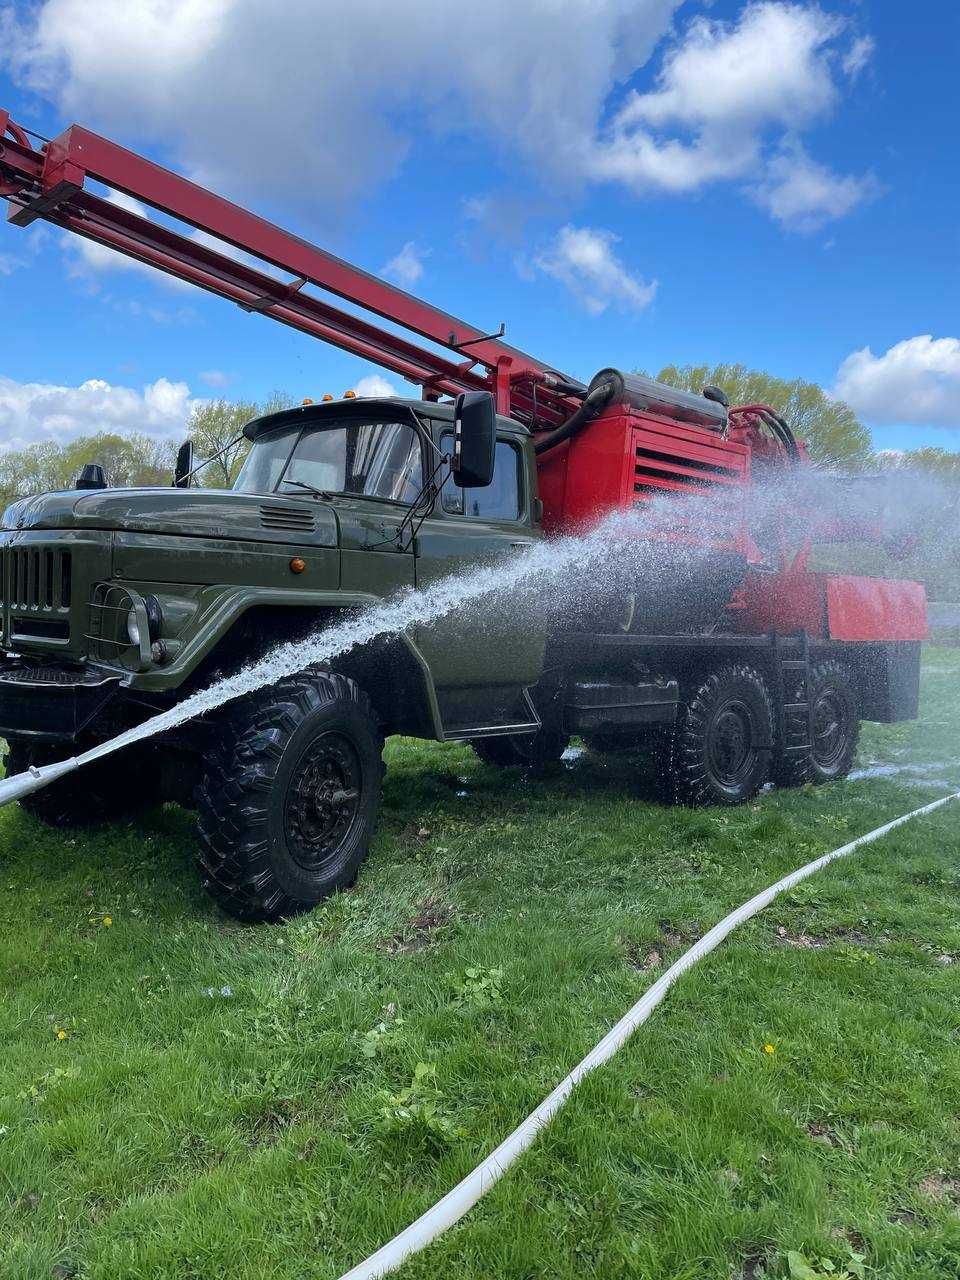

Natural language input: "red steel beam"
[1,114,577,422]
[60,191,492,397]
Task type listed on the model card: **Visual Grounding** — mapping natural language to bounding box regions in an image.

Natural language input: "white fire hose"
[337,790,960,1280]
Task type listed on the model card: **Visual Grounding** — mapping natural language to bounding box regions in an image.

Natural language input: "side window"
[441,435,522,520]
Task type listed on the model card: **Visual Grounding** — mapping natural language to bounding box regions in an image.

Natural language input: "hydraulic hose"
[335,788,960,1280]
[766,409,801,463]
[532,372,621,456]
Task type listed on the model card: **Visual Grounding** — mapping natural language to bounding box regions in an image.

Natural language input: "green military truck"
[0,111,926,922]
[0,390,923,921]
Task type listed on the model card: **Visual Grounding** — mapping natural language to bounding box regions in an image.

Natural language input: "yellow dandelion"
[102,916,113,927]
[56,1028,68,1041]
[763,1043,776,1055]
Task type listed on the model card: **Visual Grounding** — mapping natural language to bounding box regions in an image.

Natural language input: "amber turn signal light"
[289,557,307,574]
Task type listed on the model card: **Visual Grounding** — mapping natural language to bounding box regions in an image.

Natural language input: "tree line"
[2,364,956,501]
[0,392,294,511]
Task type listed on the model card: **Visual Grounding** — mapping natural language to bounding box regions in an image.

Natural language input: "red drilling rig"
[0,109,929,918]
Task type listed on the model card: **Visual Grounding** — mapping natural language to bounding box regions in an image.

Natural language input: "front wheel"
[659,664,774,806]
[196,672,384,922]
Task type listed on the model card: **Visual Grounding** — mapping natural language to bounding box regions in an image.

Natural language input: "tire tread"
[195,671,382,922]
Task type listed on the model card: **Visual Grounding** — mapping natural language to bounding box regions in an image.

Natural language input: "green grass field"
[1,650,959,1280]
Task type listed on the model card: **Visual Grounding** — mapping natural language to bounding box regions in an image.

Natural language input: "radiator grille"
[3,548,72,612]
[259,503,315,532]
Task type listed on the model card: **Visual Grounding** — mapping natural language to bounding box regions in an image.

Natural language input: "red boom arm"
[0,109,579,425]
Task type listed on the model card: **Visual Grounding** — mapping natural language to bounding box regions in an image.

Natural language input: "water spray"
[0,468,946,814]
[0,506,650,807]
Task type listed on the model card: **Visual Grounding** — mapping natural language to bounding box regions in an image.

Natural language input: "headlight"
[126,595,163,648]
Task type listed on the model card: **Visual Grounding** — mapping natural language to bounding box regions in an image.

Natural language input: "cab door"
[411,432,548,735]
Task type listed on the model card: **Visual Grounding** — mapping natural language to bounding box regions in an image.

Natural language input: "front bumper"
[0,665,121,742]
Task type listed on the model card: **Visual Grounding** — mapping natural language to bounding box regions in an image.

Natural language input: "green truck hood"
[2,488,339,547]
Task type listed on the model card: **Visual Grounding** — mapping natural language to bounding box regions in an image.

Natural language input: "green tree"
[649,362,873,468]
[187,391,295,486]
[59,433,176,489]
[187,399,257,488]
[0,392,300,512]
[0,433,175,511]
[886,447,960,483]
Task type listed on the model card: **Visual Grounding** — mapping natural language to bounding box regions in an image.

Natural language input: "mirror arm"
[395,453,451,553]
[178,432,247,487]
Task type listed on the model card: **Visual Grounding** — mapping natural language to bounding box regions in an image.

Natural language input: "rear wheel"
[659,664,773,806]
[775,659,859,787]
[196,672,383,922]
[4,738,159,827]
[471,729,569,770]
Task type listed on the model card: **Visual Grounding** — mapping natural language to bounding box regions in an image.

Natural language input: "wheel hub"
[812,688,845,767]
[707,702,755,786]
[285,732,361,870]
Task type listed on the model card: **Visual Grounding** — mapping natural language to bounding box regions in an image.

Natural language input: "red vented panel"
[536,404,752,537]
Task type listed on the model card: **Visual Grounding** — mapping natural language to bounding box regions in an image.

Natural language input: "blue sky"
[0,0,957,455]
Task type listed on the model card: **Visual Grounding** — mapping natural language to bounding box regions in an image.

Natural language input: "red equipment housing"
[0,109,927,645]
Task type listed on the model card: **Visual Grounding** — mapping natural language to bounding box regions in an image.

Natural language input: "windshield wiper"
[279,479,336,500]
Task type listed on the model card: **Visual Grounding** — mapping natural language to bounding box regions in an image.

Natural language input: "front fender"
[125,584,444,738]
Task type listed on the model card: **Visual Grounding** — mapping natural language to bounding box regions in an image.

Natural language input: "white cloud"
[833,336,960,429]
[842,34,875,80]
[750,144,877,231]
[0,0,874,230]
[533,225,657,316]
[354,374,400,398]
[62,189,191,289]
[0,222,52,276]
[2,0,677,213]
[0,374,202,450]
[590,3,846,194]
[381,242,428,288]
[199,369,231,389]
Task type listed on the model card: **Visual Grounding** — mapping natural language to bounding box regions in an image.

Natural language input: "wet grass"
[0,649,958,1280]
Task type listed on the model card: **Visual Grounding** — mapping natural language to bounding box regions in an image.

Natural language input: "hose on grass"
[337,789,960,1280]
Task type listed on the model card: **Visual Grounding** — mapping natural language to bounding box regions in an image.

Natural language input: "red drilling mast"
[0,109,580,426]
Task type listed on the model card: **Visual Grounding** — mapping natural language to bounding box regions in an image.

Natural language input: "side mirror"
[173,440,195,488]
[76,463,108,490]
[452,391,496,488]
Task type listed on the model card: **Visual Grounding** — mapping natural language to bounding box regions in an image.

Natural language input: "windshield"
[234,419,424,502]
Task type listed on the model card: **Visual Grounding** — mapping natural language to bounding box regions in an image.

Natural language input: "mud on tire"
[659,664,774,807]
[196,671,384,923]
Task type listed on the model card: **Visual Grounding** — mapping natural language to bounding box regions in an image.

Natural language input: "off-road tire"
[658,664,774,806]
[774,659,859,787]
[196,672,384,923]
[4,739,159,827]
[472,729,569,771]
